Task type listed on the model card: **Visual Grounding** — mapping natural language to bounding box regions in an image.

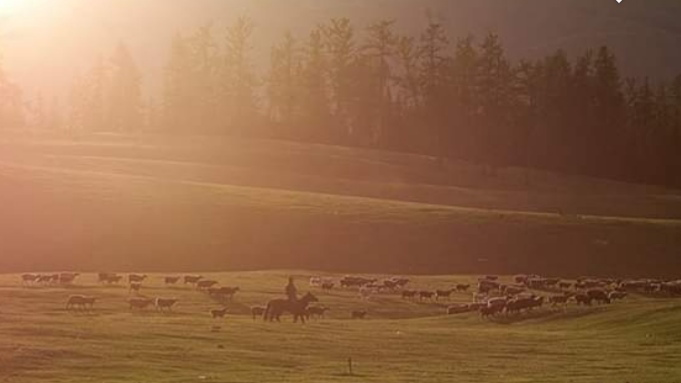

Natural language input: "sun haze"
[0,1,680,382]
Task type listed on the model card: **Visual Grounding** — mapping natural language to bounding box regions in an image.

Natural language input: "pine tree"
[298,27,330,142]
[417,17,451,158]
[0,47,24,129]
[592,46,625,175]
[107,43,143,132]
[222,16,258,135]
[361,20,397,145]
[451,35,478,157]
[322,18,356,142]
[162,33,193,133]
[475,33,513,168]
[187,24,221,134]
[394,35,421,112]
[267,31,302,132]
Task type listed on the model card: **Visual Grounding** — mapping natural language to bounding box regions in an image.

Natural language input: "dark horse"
[263,292,318,323]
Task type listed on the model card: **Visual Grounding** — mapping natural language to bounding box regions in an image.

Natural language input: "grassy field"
[1,133,680,382]
[0,133,680,276]
[1,271,680,383]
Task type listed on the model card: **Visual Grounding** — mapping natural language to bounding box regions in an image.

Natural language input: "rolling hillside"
[0,133,679,276]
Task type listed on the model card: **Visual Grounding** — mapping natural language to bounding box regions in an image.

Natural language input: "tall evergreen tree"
[322,18,356,142]
[475,33,513,168]
[361,20,397,145]
[222,16,258,135]
[107,43,143,132]
[162,33,193,133]
[267,31,302,132]
[417,17,451,158]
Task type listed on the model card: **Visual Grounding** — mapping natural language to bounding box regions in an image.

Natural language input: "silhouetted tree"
[267,31,302,132]
[107,43,143,132]
[222,16,258,135]
[322,18,356,142]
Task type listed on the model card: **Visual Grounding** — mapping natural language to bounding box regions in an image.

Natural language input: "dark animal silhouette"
[263,292,319,323]
[351,310,367,319]
[211,307,228,318]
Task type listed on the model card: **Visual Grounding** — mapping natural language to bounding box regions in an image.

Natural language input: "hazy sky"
[2,0,681,102]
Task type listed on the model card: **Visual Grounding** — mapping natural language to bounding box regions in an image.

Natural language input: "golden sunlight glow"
[0,0,44,15]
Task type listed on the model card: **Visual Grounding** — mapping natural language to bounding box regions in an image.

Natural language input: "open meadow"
[2,271,681,383]
[0,133,680,277]
[1,133,680,382]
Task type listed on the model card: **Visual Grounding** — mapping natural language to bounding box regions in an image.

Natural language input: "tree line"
[2,16,681,187]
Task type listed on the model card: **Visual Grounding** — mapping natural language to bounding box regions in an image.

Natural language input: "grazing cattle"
[99,273,122,284]
[321,282,335,290]
[377,280,398,291]
[164,276,180,285]
[210,286,240,301]
[184,275,203,285]
[514,275,529,284]
[435,289,453,300]
[197,280,219,290]
[351,310,367,319]
[401,290,417,300]
[478,280,500,294]
[504,286,525,296]
[447,304,470,315]
[484,275,499,281]
[66,295,96,311]
[340,276,376,289]
[661,282,681,296]
[525,278,548,289]
[608,291,628,301]
[455,284,470,292]
[309,277,322,287]
[487,297,508,308]
[480,304,504,318]
[129,282,142,293]
[574,294,592,306]
[59,273,80,285]
[128,297,154,310]
[559,282,572,290]
[251,306,266,320]
[128,274,147,284]
[305,306,330,320]
[419,291,435,301]
[38,274,58,285]
[155,298,178,311]
[506,295,544,314]
[358,286,375,300]
[587,289,611,304]
[549,295,571,306]
[21,274,39,284]
[211,307,228,319]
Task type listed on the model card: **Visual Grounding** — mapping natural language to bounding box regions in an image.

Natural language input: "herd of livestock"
[17,272,681,321]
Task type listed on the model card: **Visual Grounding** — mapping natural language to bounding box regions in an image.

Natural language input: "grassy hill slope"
[0,134,679,276]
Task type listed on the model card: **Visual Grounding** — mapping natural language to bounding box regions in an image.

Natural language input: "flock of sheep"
[18,271,681,322]
[310,273,681,318]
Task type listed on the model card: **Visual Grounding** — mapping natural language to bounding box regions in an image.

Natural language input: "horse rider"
[285,276,298,302]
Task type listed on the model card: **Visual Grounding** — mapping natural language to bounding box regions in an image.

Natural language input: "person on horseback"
[285,276,298,302]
